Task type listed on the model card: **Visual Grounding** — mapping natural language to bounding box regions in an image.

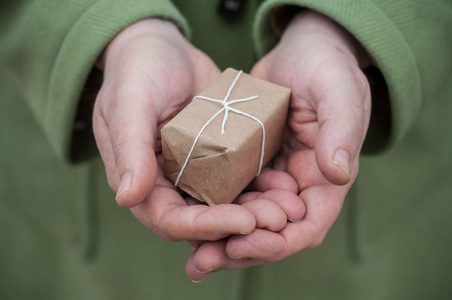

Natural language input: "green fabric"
[1,0,452,299]
[250,1,452,299]
[255,0,452,147]
[0,0,189,160]
[171,0,260,72]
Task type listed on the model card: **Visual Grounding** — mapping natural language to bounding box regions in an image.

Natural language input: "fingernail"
[116,172,132,200]
[288,217,303,223]
[196,267,217,274]
[239,230,252,235]
[191,279,204,283]
[333,149,351,180]
[232,256,243,260]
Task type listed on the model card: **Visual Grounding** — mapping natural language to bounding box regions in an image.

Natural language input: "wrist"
[96,18,183,70]
[287,11,370,68]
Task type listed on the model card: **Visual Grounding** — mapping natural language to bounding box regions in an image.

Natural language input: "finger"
[241,199,287,231]
[226,184,347,261]
[191,240,260,275]
[131,186,256,241]
[104,79,159,208]
[312,65,370,185]
[92,105,120,189]
[234,191,261,204]
[236,190,306,223]
[260,190,306,222]
[186,245,210,283]
[281,184,347,251]
[247,169,299,193]
[288,150,328,190]
[189,239,227,277]
[186,240,202,249]
[226,229,287,261]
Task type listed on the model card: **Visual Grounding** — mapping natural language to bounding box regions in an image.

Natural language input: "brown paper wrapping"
[161,68,290,206]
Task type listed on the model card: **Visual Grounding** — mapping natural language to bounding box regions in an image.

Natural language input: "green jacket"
[1,0,451,299]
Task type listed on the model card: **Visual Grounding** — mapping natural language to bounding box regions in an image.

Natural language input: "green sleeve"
[0,0,189,161]
[253,0,452,148]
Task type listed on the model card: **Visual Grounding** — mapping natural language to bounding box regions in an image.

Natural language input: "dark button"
[217,0,246,21]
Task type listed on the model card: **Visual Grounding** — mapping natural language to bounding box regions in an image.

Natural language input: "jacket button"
[217,0,246,21]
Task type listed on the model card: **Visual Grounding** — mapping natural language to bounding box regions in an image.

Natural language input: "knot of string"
[175,70,266,187]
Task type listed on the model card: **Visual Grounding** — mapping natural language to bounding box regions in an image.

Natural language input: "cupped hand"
[93,19,256,243]
[186,11,371,281]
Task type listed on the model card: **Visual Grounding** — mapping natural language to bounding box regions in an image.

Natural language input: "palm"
[234,23,371,255]
[186,12,371,281]
[94,19,257,248]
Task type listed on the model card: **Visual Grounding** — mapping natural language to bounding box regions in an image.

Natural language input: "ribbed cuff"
[253,0,422,148]
[44,0,189,160]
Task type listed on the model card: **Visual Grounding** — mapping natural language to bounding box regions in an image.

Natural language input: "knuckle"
[149,221,177,242]
[113,139,130,167]
[272,246,289,262]
[158,232,178,242]
[154,206,182,243]
[309,238,323,250]
[307,231,328,250]
[135,204,179,242]
[94,85,112,113]
[355,70,371,96]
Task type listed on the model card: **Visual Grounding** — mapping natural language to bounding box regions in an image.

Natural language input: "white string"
[175,70,266,187]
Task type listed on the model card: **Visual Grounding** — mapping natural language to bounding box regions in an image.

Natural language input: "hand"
[93,19,256,244]
[186,11,371,281]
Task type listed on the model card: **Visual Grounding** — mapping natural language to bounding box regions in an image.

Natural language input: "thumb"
[107,86,159,208]
[314,69,370,185]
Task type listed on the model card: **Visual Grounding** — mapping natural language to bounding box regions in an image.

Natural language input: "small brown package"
[161,68,290,206]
